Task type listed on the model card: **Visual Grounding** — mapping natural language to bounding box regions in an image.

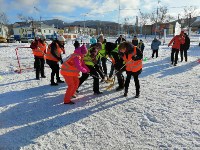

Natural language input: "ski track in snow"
[0,37,200,150]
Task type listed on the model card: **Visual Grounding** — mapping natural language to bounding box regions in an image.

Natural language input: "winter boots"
[135,89,140,98]
[116,86,124,91]
[94,91,103,95]
[57,77,64,83]
[124,89,128,97]
[123,89,140,98]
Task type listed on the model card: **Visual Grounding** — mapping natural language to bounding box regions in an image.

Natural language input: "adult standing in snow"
[138,39,145,54]
[60,44,89,104]
[180,33,190,62]
[168,31,185,66]
[151,38,161,58]
[46,35,65,85]
[132,35,138,46]
[118,42,143,98]
[30,35,47,79]
[30,36,40,70]
[115,35,126,45]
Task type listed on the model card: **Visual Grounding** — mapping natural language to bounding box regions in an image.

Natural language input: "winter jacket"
[151,39,161,50]
[115,37,126,44]
[46,42,62,62]
[180,35,190,50]
[109,46,124,71]
[122,46,143,72]
[60,45,89,76]
[132,37,138,46]
[83,47,101,67]
[138,41,145,52]
[32,40,46,58]
[168,35,185,50]
[98,43,106,57]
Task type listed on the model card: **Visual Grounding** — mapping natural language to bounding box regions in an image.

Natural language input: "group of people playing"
[30,32,190,105]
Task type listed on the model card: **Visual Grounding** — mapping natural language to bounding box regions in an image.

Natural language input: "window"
[44,30,46,33]
[49,30,51,33]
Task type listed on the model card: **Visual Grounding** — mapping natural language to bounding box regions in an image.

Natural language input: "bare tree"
[183,6,198,19]
[138,11,150,38]
[150,6,173,24]
[17,13,34,23]
[0,12,9,25]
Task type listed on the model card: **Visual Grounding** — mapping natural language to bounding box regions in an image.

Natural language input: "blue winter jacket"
[151,39,161,50]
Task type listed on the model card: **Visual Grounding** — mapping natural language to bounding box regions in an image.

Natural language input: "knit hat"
[57,35,65,42]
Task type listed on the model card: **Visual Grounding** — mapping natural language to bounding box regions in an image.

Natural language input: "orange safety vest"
[123,46,142,72]
[45,43,62,62]
[60,53,81,76]
[32,42,46,57]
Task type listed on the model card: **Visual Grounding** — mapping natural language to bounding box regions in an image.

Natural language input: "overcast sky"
[1,0,200,24]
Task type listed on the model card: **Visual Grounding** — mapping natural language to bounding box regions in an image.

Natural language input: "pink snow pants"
[63,76,79,103]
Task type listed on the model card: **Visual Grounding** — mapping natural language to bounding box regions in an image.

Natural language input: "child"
[60,44,89,104]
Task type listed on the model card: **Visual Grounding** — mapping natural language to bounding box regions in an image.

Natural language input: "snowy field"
[0,36,200,150]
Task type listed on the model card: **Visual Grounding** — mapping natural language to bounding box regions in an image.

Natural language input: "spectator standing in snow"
[168,31,185,66]
[151,38,161,58]
[138,39,145,54]
[60,44,89,104]
[180,33,190,62]
[118,42,143,98]
[132,35,139,46]
[46,35,65,85]
[30,35,47,79]
[30,36,40,70]
[115,35,126,45]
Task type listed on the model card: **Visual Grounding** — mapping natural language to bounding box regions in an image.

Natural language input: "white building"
[13,22,58,41]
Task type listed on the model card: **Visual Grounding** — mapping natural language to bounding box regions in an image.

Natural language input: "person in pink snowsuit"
[60,44,89,104]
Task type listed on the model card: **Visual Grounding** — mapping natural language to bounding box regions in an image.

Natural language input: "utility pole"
[188,13,191,37]
[155,0,160,37]
[118,0,120,35]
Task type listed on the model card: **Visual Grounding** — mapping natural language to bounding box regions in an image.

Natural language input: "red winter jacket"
[168,35,185,50]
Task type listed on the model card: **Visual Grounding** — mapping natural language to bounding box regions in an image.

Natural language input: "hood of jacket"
[74,44,88,56]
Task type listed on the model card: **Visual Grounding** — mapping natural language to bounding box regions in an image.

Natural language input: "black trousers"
[100,57,107,76]
[125,69,142,95]
[35,57,45,78]
[79,65,100,93]
[171,48,179,64]
[180,49,187,62]
[46,59,60,83]
[152,49,158,58]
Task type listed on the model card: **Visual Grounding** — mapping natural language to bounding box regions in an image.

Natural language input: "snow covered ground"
[0,36,200,150]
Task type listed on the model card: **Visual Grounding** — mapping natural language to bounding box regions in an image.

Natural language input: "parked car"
[20,38,34,43]
[7,38,16,43]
